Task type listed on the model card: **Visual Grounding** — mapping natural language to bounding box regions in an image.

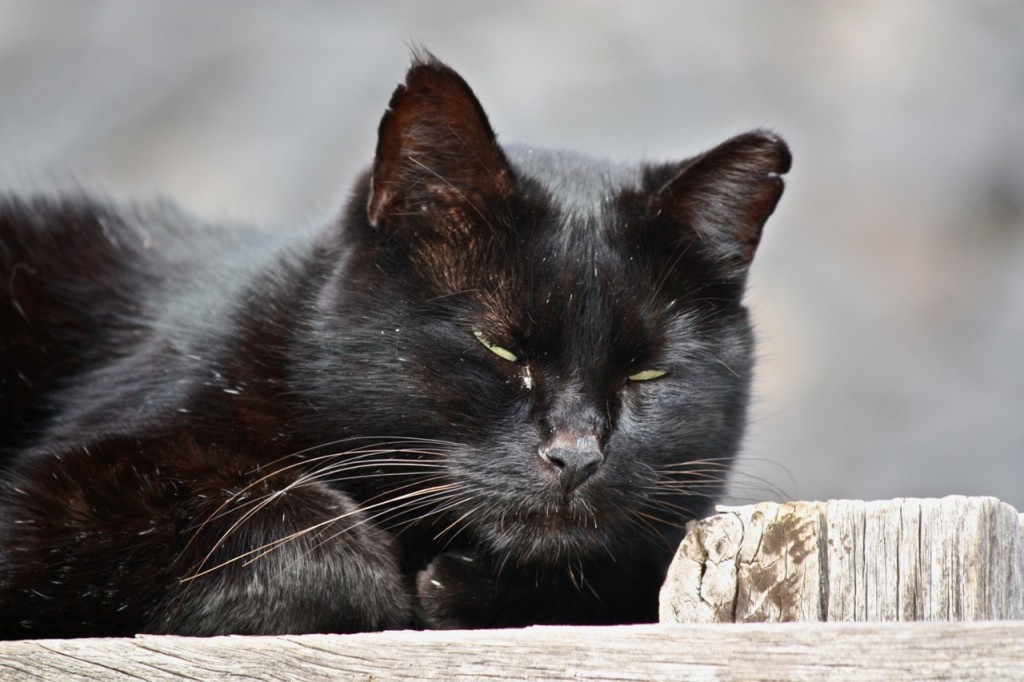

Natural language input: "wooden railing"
[3,496,1022,681]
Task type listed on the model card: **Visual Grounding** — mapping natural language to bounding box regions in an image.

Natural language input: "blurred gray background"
[2,1,1022,508]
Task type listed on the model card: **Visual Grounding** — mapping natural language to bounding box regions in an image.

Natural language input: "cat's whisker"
[695,349,742,378]
[694,470,790,503]
[347,481,464,519]
[289,487,473,565]
[493,547,516,581]
[727,474,791,500]
[650,487,724,502]
[183,444,448,548]
[634,495,707,525]
[657,457,735,469]
[294,450,449,478]
[235,458,460,557]
[183,450,452,565]
[292,461,446,490]
[656,470,732,484]
[652,455,792,502]
[670,457,733,466]
[279,484,488,580]
[652,473,731,487]
[189,515,326,579]
[184,480,315,575]
[431,502,485,543]
[569,560,605,603]
[245,443,455,498]
[184,481,464,580]
[629,505,678,529]
[415,484,482,520]
[623,508,677,551]
[244,436,454,479]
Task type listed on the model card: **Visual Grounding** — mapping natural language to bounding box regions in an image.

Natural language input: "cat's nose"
[538,432,604,494]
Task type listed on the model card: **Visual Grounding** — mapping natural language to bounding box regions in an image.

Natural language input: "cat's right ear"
[367,54,515,231]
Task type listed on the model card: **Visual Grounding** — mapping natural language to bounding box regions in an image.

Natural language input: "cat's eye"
[628,369,667,382]
[473,330,518,362]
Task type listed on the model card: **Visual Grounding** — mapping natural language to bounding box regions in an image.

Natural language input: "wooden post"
[659,496,1024,623]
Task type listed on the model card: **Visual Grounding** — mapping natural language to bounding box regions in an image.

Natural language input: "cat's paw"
[415,552,497,629]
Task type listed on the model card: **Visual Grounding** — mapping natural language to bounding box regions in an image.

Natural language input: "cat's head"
[301,54,790,566]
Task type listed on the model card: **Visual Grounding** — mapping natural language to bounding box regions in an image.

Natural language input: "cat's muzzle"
[537,431,604,494]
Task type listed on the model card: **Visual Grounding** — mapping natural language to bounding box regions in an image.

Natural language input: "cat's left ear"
[649,131,791,275]
[367,54,515,230]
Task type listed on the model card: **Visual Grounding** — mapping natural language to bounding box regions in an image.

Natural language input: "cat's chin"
[473,504,636,566]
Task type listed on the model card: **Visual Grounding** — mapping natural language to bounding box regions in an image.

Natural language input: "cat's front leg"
[415,551,498,628]
[161,452,415,636]
[416,551,664,628]
[0,435,413,638]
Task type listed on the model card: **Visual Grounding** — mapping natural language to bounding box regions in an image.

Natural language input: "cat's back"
[0,193,281,454]
[0,192,261,282]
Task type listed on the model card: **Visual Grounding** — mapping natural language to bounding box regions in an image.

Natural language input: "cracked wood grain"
[660,496,1024,624]
[3,623,1024,681]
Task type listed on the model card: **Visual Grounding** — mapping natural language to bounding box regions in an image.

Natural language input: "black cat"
[0,54,790,638]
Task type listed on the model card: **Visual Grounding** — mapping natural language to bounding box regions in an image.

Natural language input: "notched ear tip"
[773,138,793,175]
[368,55,512,235]
[399,51,473,105]
[375,53,471,138]
[737,132,790,230]
[651,130,793,272]
[732,130,792,177]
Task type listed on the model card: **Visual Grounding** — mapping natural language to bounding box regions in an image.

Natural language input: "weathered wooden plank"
[737,500,824,622]
[5,498,1022,680]
[2,622,1024,682]
[660,496,1024,624]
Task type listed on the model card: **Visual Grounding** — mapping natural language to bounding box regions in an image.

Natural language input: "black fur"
[0,54,790,638]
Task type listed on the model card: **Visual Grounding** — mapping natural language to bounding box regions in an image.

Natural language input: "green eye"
[473,330,518,362]
[628,369,667,382]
